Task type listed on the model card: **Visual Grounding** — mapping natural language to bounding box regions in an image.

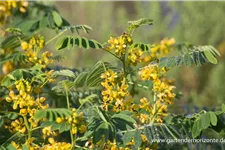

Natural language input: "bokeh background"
[45,1,225,114]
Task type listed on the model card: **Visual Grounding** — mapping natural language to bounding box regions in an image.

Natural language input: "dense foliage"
[0,1,223,150]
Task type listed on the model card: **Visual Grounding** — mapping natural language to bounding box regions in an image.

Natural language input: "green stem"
[64,85,75,150]
[130,29,135,36]
[65,87,70,110]
[122,55,127,76]
[23,116,31,139]
[45,29,68,45]
[149,94,157,125]
[101,48,122,61]
[40,79,50,89]
[31,126,42,131]
[163,124,178,140]
[70,132,74,150]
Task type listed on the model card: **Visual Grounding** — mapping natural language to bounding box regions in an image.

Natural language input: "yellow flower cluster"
[128,48,143,66]
[41,138,71,150]
[21,36,45,51]
[143,38,175,62]
[138,97,168,123]
[107,33,133,56]
[11,138,39,150]
[42,126,58,139]
[0,1,28,25]
[56,108,86,135]
[101,70,132,112]
[11,141,22,150]
[6,79,49,113]
[5,118,26,134]
[139,64,167,81]
[5,79,49,131]
[138,64,176,123]
[153,78,176,105]
[21,36,53,68]
[1,61,14,75]
[86,139,131,150]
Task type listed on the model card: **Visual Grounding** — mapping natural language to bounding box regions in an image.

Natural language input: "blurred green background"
[47,1,225,114]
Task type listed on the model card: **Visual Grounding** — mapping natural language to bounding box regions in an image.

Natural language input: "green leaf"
[7,113,18,120]
[131,42,151,51]
[95,107,109,122]
[0,52,27,65]
[222,104,225,112]
[112,113,135,124]
[56,36,70,50]
[52,80,76,93]
[55,36,103,50]
[209,112,217,126]
[6,28,22,35]
[134,129,142,149]
[6,144,17,150]
[52,11,63,27]
[0,35,27,49]
[86,61,118,88]
[112,118,133,131]
[211,117,225,133]
[81,37,89,49]
[14,19,39,33]
[53,70,76,79]
[79,94,98,105]
[41,121,71,133]
[22,144,29,150]
[159,44,219,68]
[144,126,153,144]
[1,69,34,87]
[200,113,211,130]
[93,122,109,144]
[184,54,192,67]
[166,57,177,68]
[192,120,201,138]
[0,116,4,127]
[123,131,134,144]
[128,18,153,30]
[74,72,88,88]
[34,108,72,121]
[71,25,92,34]
[204,50,217,64]
[39,16,49,29]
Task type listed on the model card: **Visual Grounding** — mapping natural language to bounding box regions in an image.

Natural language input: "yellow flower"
[142,38,176,62]
[11,141,21,149]
[72,127,78,134]
[20,35,53,68]
[139,97,151,112]
[48,137,55,144]
[128,48,143,65]
[56,117,63,123]
[79,124,87,133]
[2,61,14,74]
[139,113,149,124]
[101,70,131,112]
[0,1,28,26]
[106,33,133,57]
[139,64,159,81]
[21,41,28,50]
[5,118,26,134]
[42,138,71,150]
[19,108,27,115]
